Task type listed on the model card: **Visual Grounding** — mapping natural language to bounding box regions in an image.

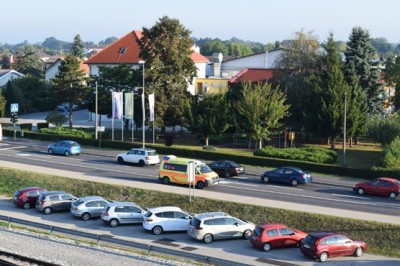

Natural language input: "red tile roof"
[85,29,208,65]
[229,68,275,84]
[84,30,143,64]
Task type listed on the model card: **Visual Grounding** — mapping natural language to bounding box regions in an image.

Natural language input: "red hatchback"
[250,223,308,252]
[300,232,367,262]
[353,177,400,199]
[13,187,46,209]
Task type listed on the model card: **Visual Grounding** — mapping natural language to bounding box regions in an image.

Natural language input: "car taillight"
[72,206,78,210]
[194,226,203,230]
[103,212,109,217]
[235,168,240,172]
[145,218,153,222]
[18,194,25,199]
[145,156,150,160]
[39,201,44,205]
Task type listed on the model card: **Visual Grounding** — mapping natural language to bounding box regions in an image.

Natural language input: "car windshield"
[253,226,263,236]
[229,161,240,167]
[198,164,213,173]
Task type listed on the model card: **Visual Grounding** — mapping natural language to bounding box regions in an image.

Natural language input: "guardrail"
[0,215,251,266]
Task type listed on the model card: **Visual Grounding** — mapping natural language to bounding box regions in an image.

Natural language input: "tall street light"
[343,92,347,166]
[138,60,145,149]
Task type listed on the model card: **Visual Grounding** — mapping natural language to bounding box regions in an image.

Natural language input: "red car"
[13,187,46,209]
[249,223,307,252]
[300,232,367,262]
[353,177,400,199]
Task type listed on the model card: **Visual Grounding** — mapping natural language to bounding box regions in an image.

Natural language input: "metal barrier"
[0,214,250,266]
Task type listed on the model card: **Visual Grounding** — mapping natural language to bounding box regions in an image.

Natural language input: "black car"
[261,166,312,187]
[208,160,245,178]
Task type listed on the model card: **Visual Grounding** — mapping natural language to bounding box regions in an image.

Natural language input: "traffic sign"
[11,103,18,113]
[97,126,105,132]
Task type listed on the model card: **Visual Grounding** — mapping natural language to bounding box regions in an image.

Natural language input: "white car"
[143,206,192,235]
[116,148,160,166]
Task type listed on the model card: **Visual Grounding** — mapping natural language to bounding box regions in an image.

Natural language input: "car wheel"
[109,219,119,227]
[117,157,124,164]
[263,242,271,252]
[389,192,397,199]
[291,179,299,187]
[357,188,365,195]
[243,229,252,239]
[319,252,328,262]
[152,226,163,235]
[81,212,91,221]
[48,149,54,155]
[64,150,70,156]
[224,171,231,178]
[162,177,170,185]
[138,160,145,167]
[203,233,213,244]
[43,207,52,215]
[196,181,205,189]
[354,247,363,257]
[23,202,31,209]
[262,176,270,183]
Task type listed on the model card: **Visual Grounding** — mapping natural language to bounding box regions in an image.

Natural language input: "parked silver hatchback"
[70,196,108,221]
[101,201,146,227]
[36,191,77,215]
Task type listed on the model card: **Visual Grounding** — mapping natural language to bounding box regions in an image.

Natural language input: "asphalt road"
[0,138,399,225]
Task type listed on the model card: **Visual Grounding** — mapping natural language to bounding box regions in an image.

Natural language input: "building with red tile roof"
[229,68,275,85]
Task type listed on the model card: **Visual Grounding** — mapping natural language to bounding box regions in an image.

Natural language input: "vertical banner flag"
[124,92,134,120]
[112,92,123,119]
[148,93,155,122]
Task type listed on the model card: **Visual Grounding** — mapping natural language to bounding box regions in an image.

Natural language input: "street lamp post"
[343,92,347,166]
[138,60,145,149]
[95,81,98,140]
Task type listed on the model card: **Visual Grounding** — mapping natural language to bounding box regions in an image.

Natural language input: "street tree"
[344,27,383,114]
[12,44,43,77]
[188,93,230,146]
[71,34,85,59]
[51,54,89,128]
[235,82,289,149]
[138,16,197,132]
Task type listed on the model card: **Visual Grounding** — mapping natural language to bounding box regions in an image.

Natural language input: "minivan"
[159,155,219,189]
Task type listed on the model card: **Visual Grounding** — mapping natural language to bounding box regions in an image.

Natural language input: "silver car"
[70,196,108,221]
[188,212,255,244]
[101,201,145,227]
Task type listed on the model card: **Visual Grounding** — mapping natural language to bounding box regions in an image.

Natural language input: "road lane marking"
[0,145,27,150]
[332,193,371,200]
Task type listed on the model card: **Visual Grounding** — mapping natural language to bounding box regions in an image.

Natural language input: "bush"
[45,111,67,127]
[254,146,338,164]
[37,122,49,130]
[19,123,32,131]
[39,127,93,138]
[381,136,400,169]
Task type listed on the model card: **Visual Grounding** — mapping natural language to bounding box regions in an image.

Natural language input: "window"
[86,201,97,207]
[325,236,337,244]
[161,211,175,218]
[119,47,127,54]
[212,218,227,225]
[336,235,350,244]
[127,206,141,213]
[49,195,60,201]
[174,212,188,219]
[115,206,125,213]
[279,227,294,236]
[61,194,73,200]
[266,229,279,237]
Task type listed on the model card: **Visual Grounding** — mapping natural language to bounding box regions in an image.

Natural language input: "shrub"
[254,146,338,164]
[39,127,93,138]
[37,122,49,130]
[381,136,400,169]
[45,111,67,127]
[19,123,32,131]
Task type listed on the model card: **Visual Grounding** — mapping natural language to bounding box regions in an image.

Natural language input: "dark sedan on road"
[353,177,400,199]
[261,166,312,187]
[47,140,81,156]
[208,160,245,178]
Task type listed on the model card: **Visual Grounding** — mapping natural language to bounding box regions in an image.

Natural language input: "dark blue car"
[261,166,312,187]
[47,140,81,156]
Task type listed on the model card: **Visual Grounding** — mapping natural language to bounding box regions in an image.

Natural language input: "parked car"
[300,232,367,262]
[261,166,312,187]
[250,223,307,252]
[101,201,146,227]
[208,160,245,178]
[36,191,77,215]
[70,196,108,221]
[13,187,46,209]
[188,212,255,244]
[353,177,400,199]
[47,140,81,156]
[143,206,192,235]
[116,148,160,166]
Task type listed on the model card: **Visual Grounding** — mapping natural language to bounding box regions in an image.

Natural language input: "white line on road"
[332,193,371,200]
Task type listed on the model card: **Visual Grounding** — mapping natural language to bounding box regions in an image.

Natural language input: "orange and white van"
[159,155,219,189]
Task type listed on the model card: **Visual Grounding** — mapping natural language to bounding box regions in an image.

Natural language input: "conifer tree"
[71,34,85,59]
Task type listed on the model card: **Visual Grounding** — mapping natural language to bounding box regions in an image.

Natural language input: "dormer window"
[118,47,127,54]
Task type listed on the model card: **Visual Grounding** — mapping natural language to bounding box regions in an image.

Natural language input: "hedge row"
[0,167,399,258]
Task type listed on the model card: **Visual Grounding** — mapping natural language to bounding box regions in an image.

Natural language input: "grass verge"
[0,167,399,258]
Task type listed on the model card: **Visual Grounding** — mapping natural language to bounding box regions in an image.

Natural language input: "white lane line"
[332,193,370,200]
[220,184,400,209]
[0,145,27,150]
[218,180,303,190]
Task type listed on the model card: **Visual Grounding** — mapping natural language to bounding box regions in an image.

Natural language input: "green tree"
[382,136,400,169]
[13,44,43,77]
[188,93,230,146]
[0,92,6,117]
[71,34,85,59]
[200,40,229,56]
[138,16,197,132]
[345,27,383,114]
[235,82,289,149]
[51,54,89,128]
[316,33,349,149]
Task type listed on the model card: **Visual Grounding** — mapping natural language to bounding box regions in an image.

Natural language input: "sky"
[3,0,400,45]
